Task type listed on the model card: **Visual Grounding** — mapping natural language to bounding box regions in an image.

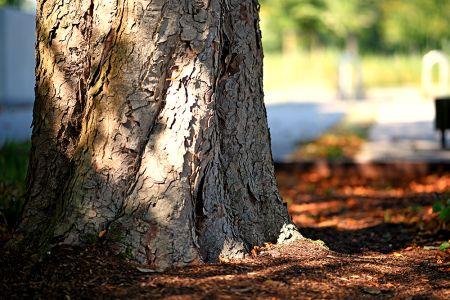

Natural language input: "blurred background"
[261,0,450,94]
[259,0,450,162]
[2,0,448,163]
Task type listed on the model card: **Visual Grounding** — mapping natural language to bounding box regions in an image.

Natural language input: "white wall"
[0,7,35,105]
[0,7,35,144]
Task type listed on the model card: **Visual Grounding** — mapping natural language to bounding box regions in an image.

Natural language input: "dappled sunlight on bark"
[12,0,293,270]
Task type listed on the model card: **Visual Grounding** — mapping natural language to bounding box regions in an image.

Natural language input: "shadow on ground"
[0,239,448,299]
[1,162,449,299]
[301,223,417,254]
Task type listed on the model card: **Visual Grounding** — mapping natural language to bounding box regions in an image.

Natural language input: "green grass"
[300,121,371,159]
[263,50,423,92]
[290,102,377,161]
[362,54,422,87]
[291,121,372,161]
[0,141,30,227]
[0,141,30,184]
[263,50,339,91]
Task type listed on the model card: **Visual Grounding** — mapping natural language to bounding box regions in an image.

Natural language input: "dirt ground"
[1,163,449,299]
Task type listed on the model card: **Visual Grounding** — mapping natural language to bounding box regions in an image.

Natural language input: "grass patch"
[264,50,339,92]
[291,122,371,161]
[264,50,423,92]
[0,141,30,232]
[290,103,377,161]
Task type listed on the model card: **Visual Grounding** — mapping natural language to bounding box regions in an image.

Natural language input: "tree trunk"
[13,0,295,269]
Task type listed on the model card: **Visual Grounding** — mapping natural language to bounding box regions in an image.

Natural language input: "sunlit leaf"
[136,267,159,273]
[438,241,450,251]
[432,202,444,212]
[219,256,230,263]
[362,287,381,295]
[423,246,439,250]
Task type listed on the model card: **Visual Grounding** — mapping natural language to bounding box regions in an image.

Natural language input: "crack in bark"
[194,170,207,238]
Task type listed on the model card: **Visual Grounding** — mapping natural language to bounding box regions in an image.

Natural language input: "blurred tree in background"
[260,0,450,54]
[0,0,25,8]
[380,0,450,52]
[260,0,327,52]
[320,0,378,52]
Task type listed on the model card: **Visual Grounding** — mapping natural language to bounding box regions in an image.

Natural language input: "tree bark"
[13,0,295,269]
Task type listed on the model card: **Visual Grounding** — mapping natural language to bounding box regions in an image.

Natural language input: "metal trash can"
[435,96,450,148]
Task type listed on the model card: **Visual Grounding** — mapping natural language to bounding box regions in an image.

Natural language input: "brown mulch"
[1,163,450,299]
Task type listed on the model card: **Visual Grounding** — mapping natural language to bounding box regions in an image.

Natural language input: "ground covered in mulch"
[1,163,449,299]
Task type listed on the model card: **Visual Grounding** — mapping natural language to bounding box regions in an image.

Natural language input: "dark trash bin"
[435,96,450,148]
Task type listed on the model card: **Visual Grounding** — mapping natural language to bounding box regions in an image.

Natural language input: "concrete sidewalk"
[356,89,450,162]
[266,101,347,161]
[2,86,449,164]
[0,88,348,164]
[266,86,450,163]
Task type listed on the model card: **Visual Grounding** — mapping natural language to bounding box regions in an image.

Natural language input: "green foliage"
[320,0,378,40]
[260,0,450,53]
[439,241,450,251]
[380,0,450,51]
[0,0,26,8]
[432,199,450,222]
[0,141,30,227]
[0,141,30,184]
[260,0,328,51]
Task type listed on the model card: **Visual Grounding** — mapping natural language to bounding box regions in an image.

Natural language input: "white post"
[422,50,449,98]
[337,51,364,100]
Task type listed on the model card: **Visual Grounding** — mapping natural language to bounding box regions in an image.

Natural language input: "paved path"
[2,87,448,164]
[0,89,348,164]
[265,86,348,162]
[356,89,450,162]
[266,86,450,163]
[266,101,346,161]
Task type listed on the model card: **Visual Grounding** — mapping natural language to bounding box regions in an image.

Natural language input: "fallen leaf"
[423,246,439,250]
[230,286,252,293]
[219,257,230,263]
[136,267,158,273]
[263,279,286,287]
[362,287,381,295]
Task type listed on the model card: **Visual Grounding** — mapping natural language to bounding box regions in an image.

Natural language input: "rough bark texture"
[14,0,293,269]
